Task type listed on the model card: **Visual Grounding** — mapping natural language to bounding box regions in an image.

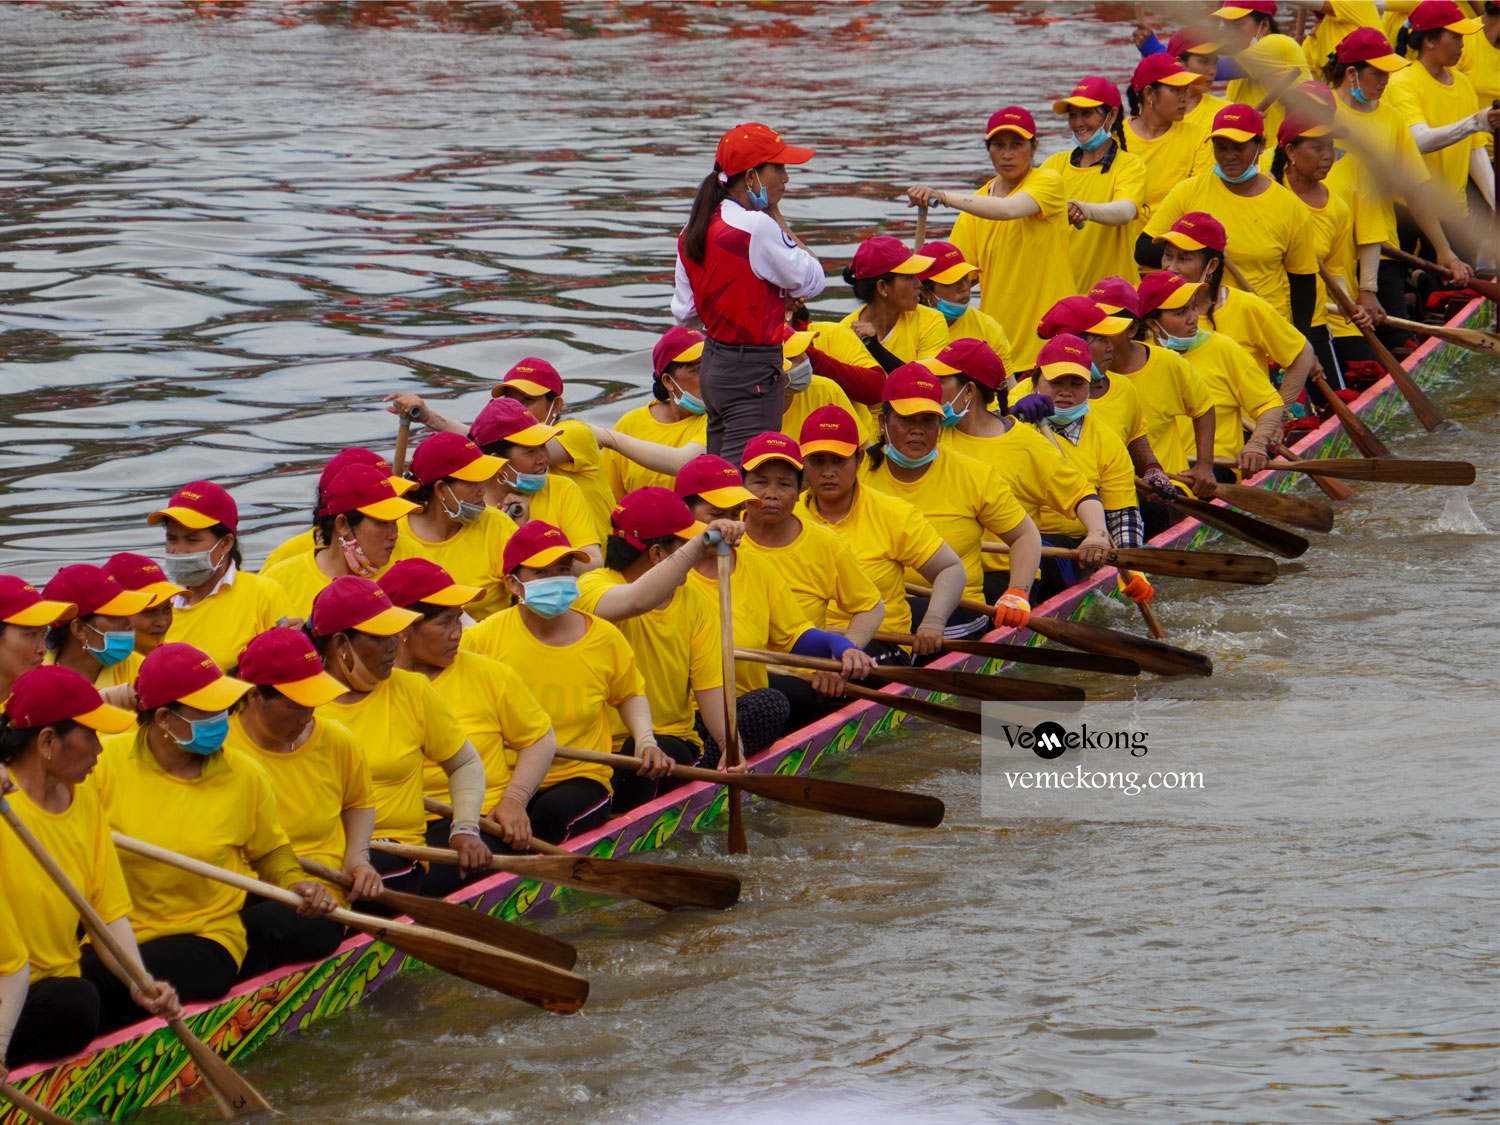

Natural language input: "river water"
[1,2,1496,1122]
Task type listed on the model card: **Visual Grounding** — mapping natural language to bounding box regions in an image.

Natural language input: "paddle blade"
[838,680,983,734]
[375,888,578,970]
[872,664,1086,702]
[1207,480,1335,533]
[940,638,1141,677]
[731,771,945,828]
[1282,458,1476,486]
[498,856,742,911]
[169,1017,273,1118]
[1027,615,1213,678]
[1167,493,1310,558]
[1109,546,1278,586]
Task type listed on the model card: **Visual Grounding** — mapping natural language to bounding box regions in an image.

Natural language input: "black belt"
[705,338,782,355]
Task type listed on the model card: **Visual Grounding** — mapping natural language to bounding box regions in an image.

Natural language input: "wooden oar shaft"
[737,646,1085,702]
[1228,457,1477,485]
[1134,477,1310,558]
[913,201,928,250]
[0,1083,81,1125]
[715,547,746,854]
[1169,473,1336,532]
[770,665,981,734]
[1380,243,1500,305]
[1308,369,1393,459]
[1274,439,1359,500]
[867,631,1141,676]
[1379,313,1500,355]
[392,404,419,476]
[979,541,1277,585]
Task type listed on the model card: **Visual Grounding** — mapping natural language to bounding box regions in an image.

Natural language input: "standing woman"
[1213,0,1312,166]
[42,566,152,704]
[838,236,945,372]
[0,576,76,700]
[1042,77,1149,288]
[916,241,1014,370]
[907,107,1077,371]
[102,555,182,658]
[1121,55,1214,231]
[150,482,293,671]
[672,122,826,465]
[604,327,709,499]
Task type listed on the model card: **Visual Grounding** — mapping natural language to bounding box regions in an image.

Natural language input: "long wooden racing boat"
[5,295,1489,1123]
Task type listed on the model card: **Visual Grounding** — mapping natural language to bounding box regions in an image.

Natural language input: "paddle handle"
[548,744,749,790]
[392,404,419,476]
[1308,369,1392,458]
[768,664,982,735]
[714,543,746,855]
[904,580,992,620]
[1136,600,1168,640]
[1273,440,1358,500]
[422,795,567,859]
[1379,314,1500,355]
[1378,242,1498,304]
[913,202,928,251]
[0,1082,81,1125]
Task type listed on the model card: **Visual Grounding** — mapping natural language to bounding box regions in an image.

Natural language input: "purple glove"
[1141,466,1175,498]
[1010,393,1055,424]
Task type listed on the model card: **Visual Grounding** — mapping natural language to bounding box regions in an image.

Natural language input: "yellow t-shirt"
[1385,63,1484,217]
[225,714,372,901]
[798,485,947,636]
[781,375,858,446]
[261,534,423,622]
[422,651,554,811]
[93,731,290,968]
[164,569,292,671]
[1009,374,1149,446]
[836,303,947,365]
[1143,173,1316,321]
[42,649,143,692]
[683,549,812,695]
[258,528,314,575]
[1458,28,1499,157]
[944,307,1014,375]
[576,570,720,750]
[1039,145,1149,289]
[399,506,519,621]
[1208,284,1306,370]
[739,519,883,629]
[1226,33,1311,170]
[1182,90,1231,134]
[807,320,883,442]
[1037,416,1138,537]
[1122,116,1213,217]
[1172,331,1283,461]
[1329,98,1430,252]
[553,419,614,543]
[605,402,709,499]
[459,608,645,792]
[0,784,131,981]
[0,902,25,978]
[319,669,468,846]
[1303,1,1382,74]
[948,167,1077,369]
[864,448,1028,602]
[525,473,600,554]
[1118,344,1215,474]
[1292,185,1358,335]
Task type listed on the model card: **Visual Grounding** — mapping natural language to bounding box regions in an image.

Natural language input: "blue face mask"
[1214,161,1260,184]
[1160,327,1210,352]
[86,628,137,669]
[520,575,579,619]
[1051,401,1091,424]
[1090,363,1106,382]
[745,171,770,212]
[940,401,969,429]
[169,710,230,756]
[934,297,969,322]
[508,470,547,495]
[1077,125,1110,152]
[673,387,707,415]
[883,443,939,470]
[1349,74,1372,105]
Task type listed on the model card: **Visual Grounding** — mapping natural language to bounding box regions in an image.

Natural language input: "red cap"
[236,627,347,707]
[716,122,815,179]
[136,642,251,712]
[652,326,706,378]
[985,106,1036,140]
[610,487,707,551]
[740,431,804,472]
[916,241,980,285]
[43,565,152,619]
[0,575,76,628]
[882,364,945,417]
[1131,54,1201,92]
[1211,1,1277,17]
[469,396,562,450]
[1210,103,1265,142]
[377,558,480,609]
[1406,0,1481,33]
[673,454,759,509]
[319,464,420,521]
[1137,270,1206,316]
[1089,276,1143,318]
[319,447,414,497]
[1036,335,1094,381]
[1157,211,1228,254]
[1052,76,1121,114]
[1336,25,1411,69]
[923,338,1008,390]
[3,665,132,733]
[309,575,421,637]
[851,235,934,280]
[798,405,862,459]
[408,431,504,486]
[494,357,563,399]
[101,553,183,606]
[147,481,238,533]
[1036,297,1133,341]
[1168,27,1222,56]
[1277,112,1334,147]
[502,520,589,576]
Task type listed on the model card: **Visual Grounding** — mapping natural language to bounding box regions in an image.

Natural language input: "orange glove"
[1117,570,1154,605]
[994,587,1031,629]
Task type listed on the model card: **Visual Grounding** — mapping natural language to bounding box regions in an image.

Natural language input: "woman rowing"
[1213,1,1312,169]
[604,327,709,499]
[796,405,966,659]
[225,627,383,952]
[41,566,152,705]
[263,465,421,619]
[148,482,293,671]
[864,365,1041,632]
[838,236,945,372]
[1122,54,1214,221]
[1173,27,1233,130]
[309,576,489,893]
[777,328,868,447]
[1042,76,1149,288]
[916,241,1014,371]
[459,522,666,838]
[259,448,417,576]
[103,555,183,659]
[0,577,76,700]
[91,643,331,1028]
[399,432,517,621]
[0,669,181,1068]
[907,106,1077,370]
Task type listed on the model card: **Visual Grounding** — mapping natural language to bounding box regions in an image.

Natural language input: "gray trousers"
[700,338,786,467]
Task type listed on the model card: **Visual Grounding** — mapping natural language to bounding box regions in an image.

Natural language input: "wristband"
[449,823,481,840]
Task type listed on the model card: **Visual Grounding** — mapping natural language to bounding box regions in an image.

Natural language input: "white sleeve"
[1408,113,1484,154]
[1071,198,1138,225]
[671,250,700,327]
[1470,147,1495,211]
[745,212,827,299]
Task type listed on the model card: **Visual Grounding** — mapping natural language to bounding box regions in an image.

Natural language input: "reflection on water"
[3,3,1497,1122]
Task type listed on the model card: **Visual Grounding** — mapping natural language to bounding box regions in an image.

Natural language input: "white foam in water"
[1436,493,1490,534]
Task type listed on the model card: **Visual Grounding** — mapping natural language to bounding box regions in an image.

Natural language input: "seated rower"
[0,669,182,1067]
[603,326,709,499]
[91,644,330,1029]
[917,241,1014,372]
[42,565,153,708]
[838,236,945,373]
[258,447,417,576]
[460,522,667,840]
[377,560,555,890]
[263,464,422,620]
[0,576,77,700]
[308,576,490,895]
[778,327,870,448]
[102,555,183,658]
[226,627,383,964]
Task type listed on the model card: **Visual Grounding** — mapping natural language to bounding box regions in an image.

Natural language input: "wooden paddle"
[112,833,588,1013]
[1308,369,1393,459]
[548,746,945,829]
[1135,596,1168,640]
[869,631,1140,676]
[1221,456,1477,486]
[297,854,577,970]
[739,647,1086,703]
[771,665,982,734]
[372,841,741,911]
[903,582,1214,678]
[913,201,928,251]
[1274,439,1359,500]
[981,541,1278,586]
[712,537,747,855]
[1134,478,1311,558]
[1380,243,1500,307]
[1378,313,1500,357]
[1,1082,81,1125]
[1168,472,1335,532]
[0,804,272,1119]
[392,404,420,476]
[1321,262,1452,431]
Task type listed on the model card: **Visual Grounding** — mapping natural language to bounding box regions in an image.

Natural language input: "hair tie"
[716,170,729,184]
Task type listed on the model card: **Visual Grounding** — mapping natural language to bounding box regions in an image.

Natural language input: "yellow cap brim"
[888,398,944,417]
[1210,127,1259,142]
[921,356,962,376]
[137,582,185,608]
[742,450,804,472]
[75,701,135,734]
[352,605,423,636]
[273,670,349,708]
[354,496,421,521]
[1093,300,1127,315]
[389,476,417,495]
[698,485,760,509]
[1157,70,1203,87]
[179,673,254,712]
[498,378,554,397]
[800,439,858,458]
[669,520,710,543]
[670,342,705,366]
[1292,124,1334,138]
[1039,360,1092,381]
[97,589,154,616]
[509,545,590,574]
[146,506,220,530]
[3,599,77,627]
[1444,17,1481,33]
[504,421,564,448]
[1211,5,1253,17]
[448,452,505,482]
[927,263,979,285]
[1159,230,1212,252]
[889,254,935,276]
[1088,313,1134,335]
[1363,53,1409,72]
[782,330,816,364]
[1052,96,1107,113]
[1183,40,1222,53]
[417,582,482,607]
[1156,282,1205,311]
[986,124,1036,139]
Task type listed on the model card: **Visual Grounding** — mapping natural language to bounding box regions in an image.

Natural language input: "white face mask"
[786,356,814,393]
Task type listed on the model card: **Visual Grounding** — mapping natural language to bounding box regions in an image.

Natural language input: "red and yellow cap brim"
[1158,230,1212,252]
[800,437,859,458]
[1051,95,1108,113]
[74,700,135,734]
[274,669,349,708]
[669,341,704,366]
[137,582,185,609]
[927,261,979,285]
[508,544,591,574]
[742,448,804,471]
[448,451,505,482]
[698,484,760,509]
[986,122,1035,139]
[389,476,417,495]
[503,420,564,448]
[1155,69,1203,87]
[887,397,945,418]
[1211,5,1257,17]
[146,505,219,530]
[97,589,154,616]
[782,330,816,370]
[1209,126,1260,142]
[178,672,254,713]
[1087,312,1133,334]
[351,605,422,636]
[2,598,77,627]
[1039,358,1092,381]
[1155,280,1205,311]
[418,581,482,607]
[669,519,710,542]
[888,253,935,276]
[498,378,553,397]
[1441,16,1482,33]
[920,356,962,377]
[354,495,421,521]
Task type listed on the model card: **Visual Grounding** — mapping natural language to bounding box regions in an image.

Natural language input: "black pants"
[1138,490,1186,541]
[527,777,611,844]
[700,338,786,466]
[695,687,791,767]
[611,733,702,813]
[1374,257,1415,352]
[80,933,238,1034]
[3,974,100,1068]
[356,844,430,916]
[238,897,345,980]
[901,595,991,655]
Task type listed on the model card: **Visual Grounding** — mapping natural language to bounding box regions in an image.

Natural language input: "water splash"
[1436,493,1490,535]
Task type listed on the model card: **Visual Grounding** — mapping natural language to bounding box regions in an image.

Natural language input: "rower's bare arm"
[907,183,1039,221]
[591,521,743,621]
[693,686,743,772]
[382,393,465,434]
[339,806,382,902]
[574,544,603,573]
[915,543,965,655]
[1187,410,1219,498]
[1075,496,1111,567]
[590,423,705,476]
[616,696,670,779]
[995,516,1042,602]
